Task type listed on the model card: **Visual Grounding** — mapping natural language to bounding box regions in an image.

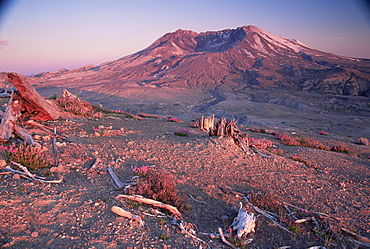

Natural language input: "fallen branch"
[249,146,269,158]
[13,124,38,146]
[106,166,124,188]
[117,194,182,218]
[282,202,341,221]
[178,221,206,244]
[11,161,36,178]
[218,227,239,249]
[341,228,370,244]
[143,208,167,218]
[89,157,101,171]
[248,202,294,235]
[189,194,206,204]
[25,120,67,140]
[111,206,144,226]
[7,162,63,183]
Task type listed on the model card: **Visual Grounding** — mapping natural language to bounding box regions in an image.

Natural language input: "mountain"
[3,25,369,134]
[32,25,370,96]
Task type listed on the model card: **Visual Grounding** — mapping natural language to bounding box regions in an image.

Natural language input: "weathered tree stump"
[0,73,61,143]
[6,73,60,121]
[199,115,251,154]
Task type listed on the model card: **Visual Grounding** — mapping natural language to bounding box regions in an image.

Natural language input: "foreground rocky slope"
[0,114,369,248]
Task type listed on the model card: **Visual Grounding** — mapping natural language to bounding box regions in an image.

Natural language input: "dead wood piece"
[11,161,36,178]
[177,221,205,244]
[0,171,12,175]
[6,73,60,121]
[8,162,63,183]
[250,146,269,158]
[189,194,206,204]
[341,228,370,243]
[106,166,124,188]
[216,117,227,136]
[52,127,58,166]
[218,228,239,249]
[111,206,144,226]
[234,134,249,154]
[199,114,215,133]
[13,124,38,146]
[248,202,294,235]
[0,94,21,141]
[89,157,101,171]
[199,116,204,131]
[345,237,370,248]
[117,194,182,218]
[26,120,67,140]
[199,115,256,155]
[230,203,256,238]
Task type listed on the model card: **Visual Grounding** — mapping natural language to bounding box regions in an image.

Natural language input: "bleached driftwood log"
[106,166,124,188]
[111,206,144,226]
[117,194,182,218]
[230,203,256,238]
[8,161,63,183]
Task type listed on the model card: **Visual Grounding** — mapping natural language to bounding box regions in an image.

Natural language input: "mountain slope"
[32,25,370,96]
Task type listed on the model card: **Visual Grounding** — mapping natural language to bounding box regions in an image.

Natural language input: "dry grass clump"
[272,132,356,155]
[174,128,190,137]
[138,113,162,119]
[330,145,356,155]
[290,155,321,170]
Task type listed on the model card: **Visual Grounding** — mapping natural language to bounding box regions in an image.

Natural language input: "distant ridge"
[31,25,370,97]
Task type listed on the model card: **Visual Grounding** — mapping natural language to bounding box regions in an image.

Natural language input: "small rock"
[33,134,41,140]
[356,137,369,145]
[13,174,20,180]
[31,232,38,238]
[49,167,58,172]
[0,159,7,168]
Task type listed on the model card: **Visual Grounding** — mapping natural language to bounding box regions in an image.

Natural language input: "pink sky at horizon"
[0,0,369,76]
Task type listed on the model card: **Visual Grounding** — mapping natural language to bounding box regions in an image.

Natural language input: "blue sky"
[0,0,369,75]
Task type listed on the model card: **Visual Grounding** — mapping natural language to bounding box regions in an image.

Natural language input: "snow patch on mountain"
[247,25,313,53]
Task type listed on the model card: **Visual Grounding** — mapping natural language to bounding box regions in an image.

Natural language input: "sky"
[0,0,369,76]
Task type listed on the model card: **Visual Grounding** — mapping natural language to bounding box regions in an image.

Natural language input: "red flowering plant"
[127,166,185,210]
[0,143,49,170]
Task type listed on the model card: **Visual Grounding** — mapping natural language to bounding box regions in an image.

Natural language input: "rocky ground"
[0,114,369,248]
